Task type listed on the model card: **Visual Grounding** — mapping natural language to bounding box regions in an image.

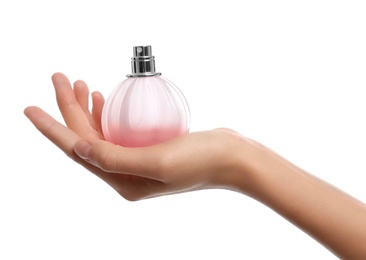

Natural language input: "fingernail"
[74,140,92,160]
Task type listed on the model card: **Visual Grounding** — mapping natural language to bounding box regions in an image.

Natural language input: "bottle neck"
[126,46,161,77]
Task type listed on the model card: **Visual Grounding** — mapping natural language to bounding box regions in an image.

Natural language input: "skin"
[24,72,366,259]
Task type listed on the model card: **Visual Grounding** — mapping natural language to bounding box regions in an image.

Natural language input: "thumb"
[74,140,118,171]
[73,139,163,180]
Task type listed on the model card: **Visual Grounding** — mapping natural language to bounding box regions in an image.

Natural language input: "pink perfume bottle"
[101,45,190,147]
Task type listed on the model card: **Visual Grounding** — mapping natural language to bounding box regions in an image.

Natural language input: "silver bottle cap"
[126,45,162,77]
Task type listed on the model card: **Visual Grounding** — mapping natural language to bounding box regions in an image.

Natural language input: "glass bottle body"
[102,76,190,147]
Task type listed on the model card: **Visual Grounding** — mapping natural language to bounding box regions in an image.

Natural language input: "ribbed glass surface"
[102,76,190,147]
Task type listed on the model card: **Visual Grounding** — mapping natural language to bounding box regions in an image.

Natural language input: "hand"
[24,73,251,201]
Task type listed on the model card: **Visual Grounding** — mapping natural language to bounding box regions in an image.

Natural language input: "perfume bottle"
[101,45,190,147]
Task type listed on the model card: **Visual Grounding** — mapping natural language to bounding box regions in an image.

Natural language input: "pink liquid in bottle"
[104,124,186,147]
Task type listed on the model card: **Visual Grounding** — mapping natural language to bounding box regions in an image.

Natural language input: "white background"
[1,0,365,259]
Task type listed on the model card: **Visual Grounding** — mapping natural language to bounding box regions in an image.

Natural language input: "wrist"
[209,130,263,195]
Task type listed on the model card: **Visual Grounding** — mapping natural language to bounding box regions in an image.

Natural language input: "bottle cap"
[126,46,162,77]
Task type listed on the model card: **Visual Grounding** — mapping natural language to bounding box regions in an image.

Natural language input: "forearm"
[234,141,366,259]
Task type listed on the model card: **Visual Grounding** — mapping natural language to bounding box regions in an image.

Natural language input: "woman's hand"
[25,73,366,259]
[24,73,251,201]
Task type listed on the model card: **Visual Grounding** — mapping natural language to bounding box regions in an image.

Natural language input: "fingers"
[52,73,95,138]
[24,106,80,157]
[24,106,168,201]
[91,91,105,134]
[73,80,105,135]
